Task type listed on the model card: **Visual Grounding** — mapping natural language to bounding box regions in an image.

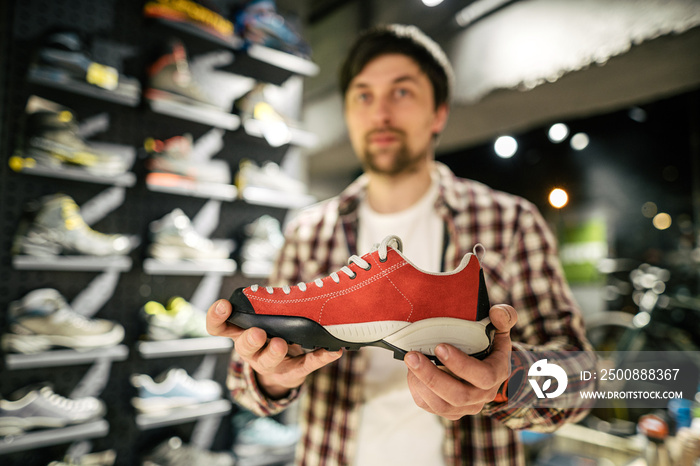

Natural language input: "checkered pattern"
[227,162,593,465]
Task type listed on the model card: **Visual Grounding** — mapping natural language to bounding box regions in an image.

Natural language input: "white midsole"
[324,317,492,355]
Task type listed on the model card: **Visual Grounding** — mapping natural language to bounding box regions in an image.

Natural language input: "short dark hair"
[339,24,454,109]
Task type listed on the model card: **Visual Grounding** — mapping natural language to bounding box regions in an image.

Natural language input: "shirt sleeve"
[481,201,597,431]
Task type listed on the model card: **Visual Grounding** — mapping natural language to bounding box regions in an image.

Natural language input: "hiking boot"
[1,288,125,354]
[144,134,231,184]
[12,194,132,257]
[0,385,106,436]
[235,0,311,58]
[143,0,234,41]
[227,235,494,361]
[17,105,130,176]
[145,40,222,110]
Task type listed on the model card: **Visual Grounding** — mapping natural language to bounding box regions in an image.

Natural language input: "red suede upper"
[243,245,481,325]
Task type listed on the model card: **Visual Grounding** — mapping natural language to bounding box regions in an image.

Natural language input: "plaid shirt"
[228,162,594,465]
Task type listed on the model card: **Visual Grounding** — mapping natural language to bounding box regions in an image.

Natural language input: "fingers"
[405,353,486,419]
[206,299,243,339]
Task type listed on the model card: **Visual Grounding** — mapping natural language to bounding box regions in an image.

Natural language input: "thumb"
[489,305,517,333]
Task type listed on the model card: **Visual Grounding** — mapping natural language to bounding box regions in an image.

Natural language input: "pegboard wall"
[0,0,312,463]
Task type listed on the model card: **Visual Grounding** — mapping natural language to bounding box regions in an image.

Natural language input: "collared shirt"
[227,162,594,466]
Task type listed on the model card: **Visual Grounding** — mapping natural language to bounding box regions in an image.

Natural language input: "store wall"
[0,0,315,463]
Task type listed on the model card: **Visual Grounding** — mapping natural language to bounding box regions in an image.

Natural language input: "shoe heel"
[381,317,494,360]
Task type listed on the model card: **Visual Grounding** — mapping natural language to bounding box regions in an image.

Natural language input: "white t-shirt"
[354,177,446,466]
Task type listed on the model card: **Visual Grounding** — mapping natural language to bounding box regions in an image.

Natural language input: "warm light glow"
[548,123,569,143]
[652,213,672,230]
[549,188,568,208]
[494,136,517,158]
[570,132,590,150]
[422,0,444,5]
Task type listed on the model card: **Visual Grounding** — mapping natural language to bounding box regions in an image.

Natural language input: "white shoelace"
[251,235,402,295]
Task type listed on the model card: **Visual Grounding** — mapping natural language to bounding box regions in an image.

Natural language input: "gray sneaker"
[12,194,132,257]
[0,385,106,436]
[143,436,235,466]
[1,288,125,354]
[147,209,230,261]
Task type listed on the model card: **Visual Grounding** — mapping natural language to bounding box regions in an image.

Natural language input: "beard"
[361,129,429,176]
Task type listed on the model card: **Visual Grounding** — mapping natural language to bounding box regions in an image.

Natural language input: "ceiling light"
[547,123,569,143]
[570,132,590,150]
[549,188,568,208]
[422,0,444,6]
[494,136,517,158]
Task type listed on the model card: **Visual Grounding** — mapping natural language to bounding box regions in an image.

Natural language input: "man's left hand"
[404,304,518,420]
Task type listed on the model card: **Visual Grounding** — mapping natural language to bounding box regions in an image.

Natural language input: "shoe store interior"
[0,0,699,465]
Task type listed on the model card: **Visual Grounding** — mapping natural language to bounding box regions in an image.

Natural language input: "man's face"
[344,54,448,176]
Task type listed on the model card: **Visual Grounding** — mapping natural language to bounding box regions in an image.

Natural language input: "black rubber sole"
[227,309,495,363]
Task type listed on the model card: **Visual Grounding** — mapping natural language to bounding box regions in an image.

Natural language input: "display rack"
[0,0,317,463]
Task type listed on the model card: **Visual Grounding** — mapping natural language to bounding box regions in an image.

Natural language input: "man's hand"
[404,305,518,420]
[207,299,343,398]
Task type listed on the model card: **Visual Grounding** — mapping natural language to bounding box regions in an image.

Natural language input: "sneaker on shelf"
[235,0,311,59]
[235,83,296,146]
[0,385,106,436]
[143,0,235,41]
[143,436,235,466]
[1,288,125,354]
[131,368,222,414]
[239,215,284,277]
[228,235,494,361]
[33,30,119,91]
[12,193,132,257]
[48,449,117,466]
[148,208,230,261]
[145,40,223,111]
[141,296,209,341]
[144,134,231,185]
[235,159,306,195]
[11,97,130,176]
[232,409,299,460]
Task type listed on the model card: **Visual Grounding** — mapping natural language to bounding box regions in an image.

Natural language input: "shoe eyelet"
[363,264,372,271]
[350,272,357,279]
[379,256,388,263]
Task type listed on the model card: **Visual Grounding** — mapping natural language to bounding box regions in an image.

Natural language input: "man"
[208,24,594,465]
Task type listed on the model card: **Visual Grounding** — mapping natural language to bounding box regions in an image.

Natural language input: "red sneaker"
[227,235,494,361]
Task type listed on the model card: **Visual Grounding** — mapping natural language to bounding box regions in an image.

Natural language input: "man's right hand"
[206,299,343,399]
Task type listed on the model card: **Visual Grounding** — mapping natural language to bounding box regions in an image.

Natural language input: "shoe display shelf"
[4,344,129,371]
[146,98,242,131]
[135,398,232,431]
[27,65,141,108]
[145,173,239,202]
[143,256,238,275]
[12,253,135,272]
[240,117,318,149]
[149,13,319,86]
[0,419,110,456]
[137,336,232,359]
[238,185,316,210]
[10,142,137,188]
